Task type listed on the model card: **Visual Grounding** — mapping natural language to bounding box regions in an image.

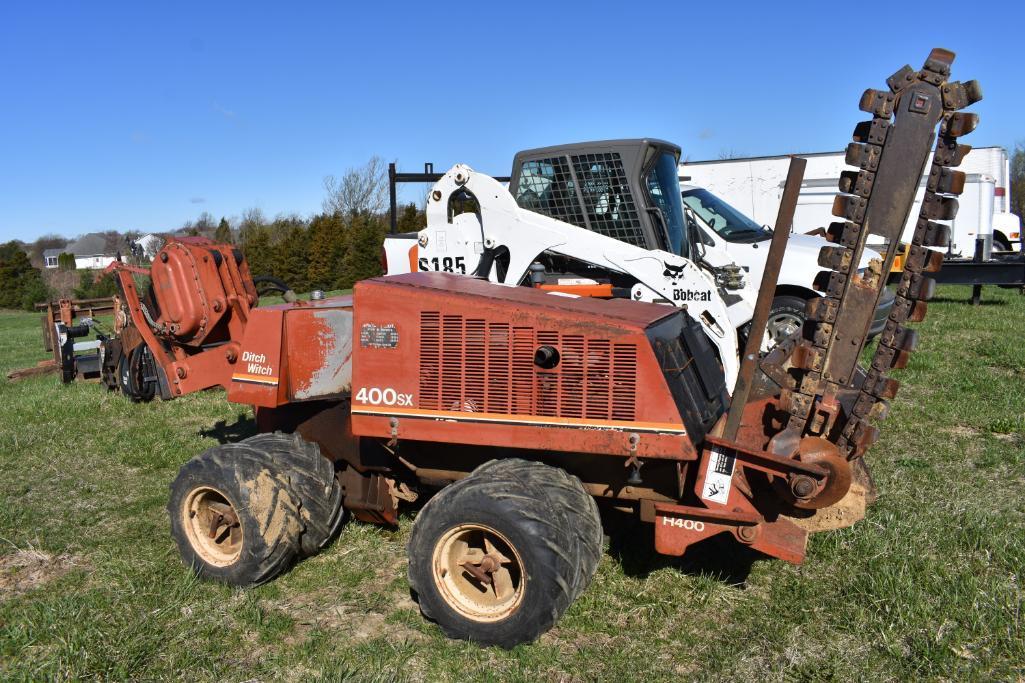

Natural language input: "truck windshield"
[645,152,688,257]
[681,188,771,242]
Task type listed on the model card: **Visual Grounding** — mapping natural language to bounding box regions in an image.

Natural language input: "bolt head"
[791,475,816,499]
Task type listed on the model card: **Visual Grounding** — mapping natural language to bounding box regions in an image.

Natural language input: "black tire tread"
[168,443,302,586]
[240,432,345,557]
[473,459,603,598]
[407,467,579,647]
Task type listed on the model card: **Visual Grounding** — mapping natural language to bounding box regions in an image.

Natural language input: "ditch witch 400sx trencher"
[129,49,981,647]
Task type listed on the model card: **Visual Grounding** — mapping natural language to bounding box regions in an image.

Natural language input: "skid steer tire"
[407,469,578,648]
[168,444,302,586]
[242,432,345,558]
[473,459,603,599]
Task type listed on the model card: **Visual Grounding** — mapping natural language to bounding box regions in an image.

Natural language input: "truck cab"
[679,184,894,345]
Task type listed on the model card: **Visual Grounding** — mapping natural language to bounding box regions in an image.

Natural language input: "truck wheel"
[241,432,345,557]
[168,444,302,586]
[473,459,603,599]
[994,234,1012,252]
[765,295,808,350]
[407,470,579,648]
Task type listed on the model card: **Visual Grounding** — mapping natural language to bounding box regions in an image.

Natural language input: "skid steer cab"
[167,49,981,649]
[383,139,754,391]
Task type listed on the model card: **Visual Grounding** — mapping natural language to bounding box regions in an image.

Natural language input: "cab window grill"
[571,152,644,247]
[515,158,585,227]
[515,153,645,248]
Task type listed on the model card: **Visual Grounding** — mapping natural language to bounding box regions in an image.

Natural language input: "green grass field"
[1,285,1023,681]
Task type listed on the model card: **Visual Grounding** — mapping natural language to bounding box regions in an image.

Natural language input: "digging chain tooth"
[941,80,983,110]
[905,246,945,273]
[852,119,890,146]
[790,340,823,371]
[886,64,916,92]
[864,372,901,400]
[805,296,838,323]
[831,194,868,223]
[773,49,982,458]
[845,421,880,458]
[818,246,853,271]
[825,221,861,248]
[922,222,951,249]
[921,193,959,220]
[811,269,846,296]
[838,169,875,197]
[845,142,882,171]
[933,139,972,167]
[928,166,966,195]
[868,401,890,421]
[942,112,980,138]
[859,88,896,117]
[899,271,936,301]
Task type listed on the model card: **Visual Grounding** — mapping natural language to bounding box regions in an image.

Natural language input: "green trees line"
[1,154,429,309]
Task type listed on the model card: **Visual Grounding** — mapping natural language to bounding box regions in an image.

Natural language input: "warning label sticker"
[701,446,735,505]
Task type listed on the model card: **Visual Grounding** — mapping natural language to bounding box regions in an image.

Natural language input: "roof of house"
[42,248,65,258]
[67,233,111,257]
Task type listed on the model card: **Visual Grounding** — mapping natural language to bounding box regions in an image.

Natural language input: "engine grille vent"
[419,312,636,421]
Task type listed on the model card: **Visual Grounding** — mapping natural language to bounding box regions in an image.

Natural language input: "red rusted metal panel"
[226,296,355,408]
[653,502,807,564]
[353,411,696,460]
[347,273,692,459]
[284,299,354,402]
[227,308,285,407]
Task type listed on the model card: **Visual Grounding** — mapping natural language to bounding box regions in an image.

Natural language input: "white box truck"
[680,146,1021,255]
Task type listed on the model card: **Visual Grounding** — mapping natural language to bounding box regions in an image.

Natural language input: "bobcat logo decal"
[663,261,685,284]
[664,260,712,302]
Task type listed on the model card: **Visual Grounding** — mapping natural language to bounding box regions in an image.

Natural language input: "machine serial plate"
[360,323,399,349]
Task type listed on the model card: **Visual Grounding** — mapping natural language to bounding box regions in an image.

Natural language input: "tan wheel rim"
[183,486,243,567]
[432,523,525,622]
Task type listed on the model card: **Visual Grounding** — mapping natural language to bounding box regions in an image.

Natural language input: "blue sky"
[1,1,1021,243]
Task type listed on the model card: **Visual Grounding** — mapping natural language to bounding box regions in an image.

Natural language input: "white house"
[42,248,63,269]
[134,233,164,259]
[65,234,117,270]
